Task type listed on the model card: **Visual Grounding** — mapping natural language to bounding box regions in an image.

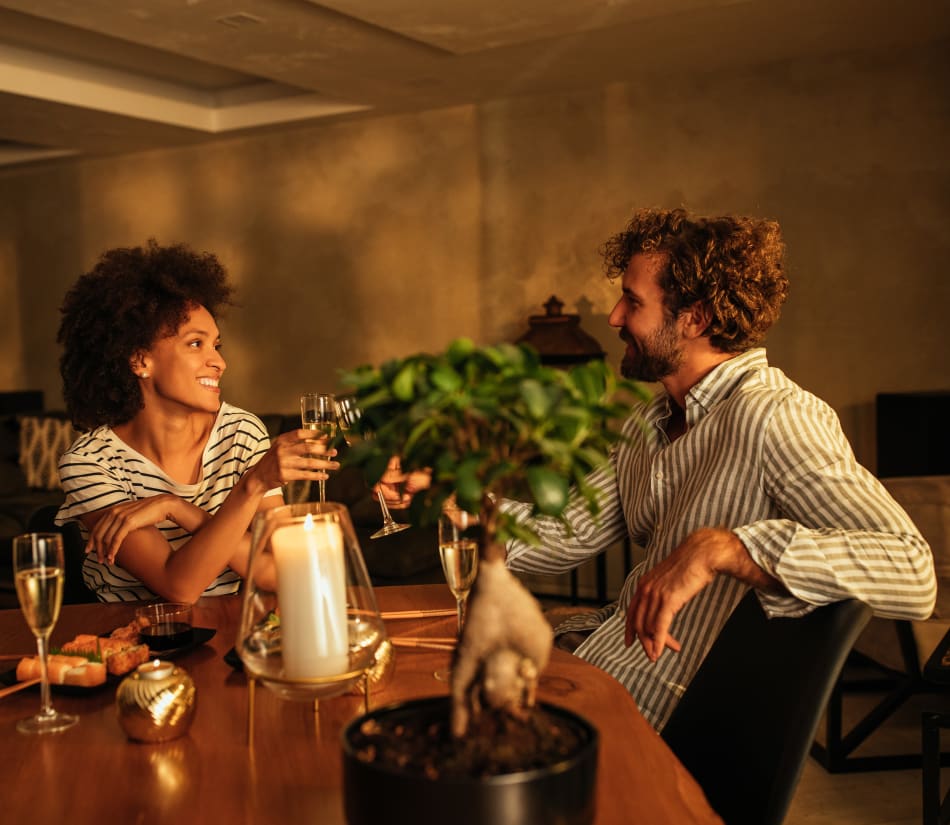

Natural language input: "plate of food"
[1,617,216,694]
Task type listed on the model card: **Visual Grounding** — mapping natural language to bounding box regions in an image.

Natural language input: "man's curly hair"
[602,208,788,352]
[58,240,234,431]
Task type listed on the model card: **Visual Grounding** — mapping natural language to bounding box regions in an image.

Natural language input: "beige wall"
[1,40,948,471]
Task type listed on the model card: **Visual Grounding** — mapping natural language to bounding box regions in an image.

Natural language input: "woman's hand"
[242,429,339,497]
[84,493,189,565]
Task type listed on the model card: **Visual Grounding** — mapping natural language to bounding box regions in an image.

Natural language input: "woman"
[55,240,333,603]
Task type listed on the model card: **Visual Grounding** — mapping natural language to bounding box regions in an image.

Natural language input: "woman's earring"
[140,372,149,379]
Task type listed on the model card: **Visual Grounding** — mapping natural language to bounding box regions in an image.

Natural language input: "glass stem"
[455,597,465,638]
[36,634,53,718]
[377,494,395,526]
[318,478,326,503]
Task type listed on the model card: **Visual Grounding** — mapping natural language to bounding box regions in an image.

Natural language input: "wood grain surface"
[0,585,722,825]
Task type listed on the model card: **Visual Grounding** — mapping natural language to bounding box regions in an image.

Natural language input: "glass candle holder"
[237,502,387,702]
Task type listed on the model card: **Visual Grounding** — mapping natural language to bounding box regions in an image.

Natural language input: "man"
[500,208,936,730]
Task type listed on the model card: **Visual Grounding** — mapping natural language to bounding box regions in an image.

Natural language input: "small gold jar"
[116,660,197,743]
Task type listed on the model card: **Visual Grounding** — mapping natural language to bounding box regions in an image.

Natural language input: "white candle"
[271,514,349,679]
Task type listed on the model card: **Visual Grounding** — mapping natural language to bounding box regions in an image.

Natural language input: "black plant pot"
[341,696,598,825]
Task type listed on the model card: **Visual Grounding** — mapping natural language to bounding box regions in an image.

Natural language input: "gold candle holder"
[116,660,197,743]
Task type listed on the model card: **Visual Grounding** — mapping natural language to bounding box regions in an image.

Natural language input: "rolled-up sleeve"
[735,392,936,620]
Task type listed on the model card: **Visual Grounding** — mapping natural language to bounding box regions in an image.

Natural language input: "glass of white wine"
[13,532,79,735]
[300,392,336,503]
[335,396,411,540]
[434,508,479,681]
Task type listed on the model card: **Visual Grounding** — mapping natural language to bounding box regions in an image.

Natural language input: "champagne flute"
[13,532,79,735]
[334,395,363,447]
[300,392,336,503]
[371,459,413,539]
[434,508,479,681]
[335,396,411,540]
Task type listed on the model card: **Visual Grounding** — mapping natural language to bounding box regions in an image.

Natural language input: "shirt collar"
[643,347,769,426]
[686,348,769,414]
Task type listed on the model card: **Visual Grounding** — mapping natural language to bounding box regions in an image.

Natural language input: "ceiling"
[1,0,947,169]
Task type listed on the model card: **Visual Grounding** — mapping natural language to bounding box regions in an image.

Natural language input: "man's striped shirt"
[55,403,275,602]
[503,348,936,730]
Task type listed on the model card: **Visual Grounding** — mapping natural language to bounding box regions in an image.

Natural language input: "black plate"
[223,646,243,671]
[149,626,216,659]
[0,627,216,694]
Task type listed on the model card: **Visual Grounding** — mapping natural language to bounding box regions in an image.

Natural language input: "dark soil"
[349,705,586,780]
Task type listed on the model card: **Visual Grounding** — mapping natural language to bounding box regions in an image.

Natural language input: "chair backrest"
[661,591,871,825]
[27,503,97,604]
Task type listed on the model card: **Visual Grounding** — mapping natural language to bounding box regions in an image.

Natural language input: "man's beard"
[620,319,684,382]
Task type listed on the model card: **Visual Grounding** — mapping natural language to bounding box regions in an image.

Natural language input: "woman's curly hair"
[602,208,788,352]
[58,240,234,431]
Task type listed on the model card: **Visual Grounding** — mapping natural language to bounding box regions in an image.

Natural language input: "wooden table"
[0,586,722,825]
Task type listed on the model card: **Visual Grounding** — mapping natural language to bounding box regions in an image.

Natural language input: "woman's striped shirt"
[55,403,275,602]
[503,348,936,730]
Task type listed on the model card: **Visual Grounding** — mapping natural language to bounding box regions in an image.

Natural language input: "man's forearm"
[691,527,785,593]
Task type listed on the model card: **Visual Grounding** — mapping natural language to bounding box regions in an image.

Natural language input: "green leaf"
[430,364,462,394]
[403,417,437,454]
[568,363,605,403]
[455,456,484,510]
[391,363,417,401]
[519,379,553,420]
[526,466,569,516]
[447,337,475,364]
[496,515,541,547]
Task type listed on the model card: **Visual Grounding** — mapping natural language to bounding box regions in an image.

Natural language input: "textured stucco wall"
[1,40,947,471]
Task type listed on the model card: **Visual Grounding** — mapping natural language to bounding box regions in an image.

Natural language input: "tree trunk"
[450,545,553,737]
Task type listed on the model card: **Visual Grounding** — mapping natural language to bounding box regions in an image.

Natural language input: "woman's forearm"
[144,476,268,602]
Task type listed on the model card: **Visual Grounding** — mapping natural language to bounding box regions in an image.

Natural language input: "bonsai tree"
[341,338,645,737]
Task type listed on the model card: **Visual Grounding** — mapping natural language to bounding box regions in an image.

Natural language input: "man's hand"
[374,457,431,508]
[624,527,777,662]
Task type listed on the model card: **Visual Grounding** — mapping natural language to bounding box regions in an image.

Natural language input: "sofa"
[0,396,441,607]
[0,392,79,607]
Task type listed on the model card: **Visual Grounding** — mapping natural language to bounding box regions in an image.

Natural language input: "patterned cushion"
[18,416,77,491]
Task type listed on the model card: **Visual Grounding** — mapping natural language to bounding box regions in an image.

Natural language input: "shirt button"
[655,470,664,480]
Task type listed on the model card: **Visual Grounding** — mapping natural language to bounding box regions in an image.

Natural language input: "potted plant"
[339,338,645,825]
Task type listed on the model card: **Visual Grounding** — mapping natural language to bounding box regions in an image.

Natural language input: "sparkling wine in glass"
[300,392,336,503]
[335,396,411,539]
[439,510,479,634]
[434,509,479,681]
[13,532,79,734]
[334,395,362,447]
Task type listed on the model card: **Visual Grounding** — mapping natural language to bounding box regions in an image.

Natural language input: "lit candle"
[271,514,349,679]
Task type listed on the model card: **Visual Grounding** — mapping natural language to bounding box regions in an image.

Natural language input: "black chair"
[27,504,97,604]
[810,617,950,772]
[661,591,871,825]
[923,711,950,825]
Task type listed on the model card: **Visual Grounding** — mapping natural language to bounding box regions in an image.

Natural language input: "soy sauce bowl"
[136,603,195,652]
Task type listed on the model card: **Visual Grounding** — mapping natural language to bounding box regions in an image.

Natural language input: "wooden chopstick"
[0,654,31,661]
[381,609,457,620]
[391,639,455,652]
[391,636,456,646]
[0,678,39,699]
